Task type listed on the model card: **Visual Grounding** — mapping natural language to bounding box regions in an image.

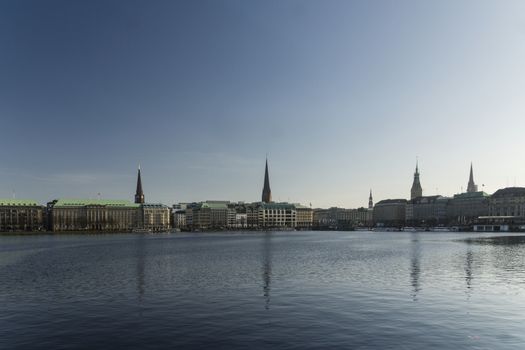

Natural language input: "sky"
[1,0,525,208]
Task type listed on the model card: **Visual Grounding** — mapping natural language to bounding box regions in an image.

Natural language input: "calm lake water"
[1,231,524,349]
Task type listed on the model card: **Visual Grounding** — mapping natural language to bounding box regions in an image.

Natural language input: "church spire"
[466,162,478,193]
[410,159,423,199]
[368,189,373,209]
[261,158,272,203]
[135,165,145,204]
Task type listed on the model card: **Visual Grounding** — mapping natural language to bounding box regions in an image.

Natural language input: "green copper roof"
[453,191,490,199]
[198,202,228,209]
[260,202,295,209]
[0,199,40,206]
[53,198,140,208]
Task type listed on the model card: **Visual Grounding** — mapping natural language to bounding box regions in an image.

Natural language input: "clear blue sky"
[1,0,525,208]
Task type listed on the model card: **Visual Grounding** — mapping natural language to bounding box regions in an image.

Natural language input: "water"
[1,231,524,349]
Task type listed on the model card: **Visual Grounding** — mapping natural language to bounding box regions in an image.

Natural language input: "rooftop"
[453,191,490,199]
[492,187,525,198]
[53,199,140,208]
[375,199,408,206]
[0,199,40,206]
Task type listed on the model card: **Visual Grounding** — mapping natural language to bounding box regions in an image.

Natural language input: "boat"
[429,227,452,232]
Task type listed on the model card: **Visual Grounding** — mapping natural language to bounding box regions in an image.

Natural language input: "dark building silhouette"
[466,163,478,193]
[135,166,145,204]
[373,199,407,227]
[262,159,272,203]
[410,161,423,199]
[368,189,373,209]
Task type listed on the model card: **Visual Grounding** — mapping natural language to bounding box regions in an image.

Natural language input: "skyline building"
[410,161,423,200]
[368,190,373,209]
[466,163,478,193]
[262,158,272,203]
[135,166,145,204]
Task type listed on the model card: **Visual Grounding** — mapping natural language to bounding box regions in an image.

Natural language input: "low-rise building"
[295,204,313,230]
[489,187,525,217]
[314,207,372,230]
[187,201,229,230]
[171,209,186,230]
[483,187,525,227]
[448,191,490,225]
[0,199,44,232]
[49,199,140,232]
[373,199,407,227]
[142,203,170,231]
[406,196,451,226]
[258,202,297,229]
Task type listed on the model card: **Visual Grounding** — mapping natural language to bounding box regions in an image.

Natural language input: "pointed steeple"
[368,189,373,209]
[410,159,423,199]
[466,162,478,193]
[261,158,272,203]
[135,165,145,204]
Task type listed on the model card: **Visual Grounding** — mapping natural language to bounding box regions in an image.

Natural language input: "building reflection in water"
[136,235,146,304]
[262,232,272,310]
[410,233,421,301]
[465,245,473,299]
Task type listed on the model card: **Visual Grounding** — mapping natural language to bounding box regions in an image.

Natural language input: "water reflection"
[460,235,525,287]
[136,235,146,304]
[262,233,272,310]
[462,235,525,246]
[410,234,421,301]
[464,246,473,299]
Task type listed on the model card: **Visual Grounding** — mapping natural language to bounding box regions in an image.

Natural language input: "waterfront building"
[466,163,478,193]
[187,201,229,230]
[313,207,371,230]
[488,187,525,219]
[471,187,525,230]
[234,212,248,228]
[142,203,170,231]
[172,209,186,229]
[49,199,140,231]
[246,203,260,228]
[348,207,373,227]
[368,190,373,209]
[227,203,248,228]
[258,202,296,228]
[405,195,451,226]
[410,161,423,199]
[295,204,313,230]
[312,208,337,229]
[261,158,272,203]
[373,199,407,227]
[448,191,489,225]
[0,199,44,232]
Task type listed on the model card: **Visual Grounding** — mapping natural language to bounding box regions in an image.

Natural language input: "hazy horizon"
[2,0,525,208]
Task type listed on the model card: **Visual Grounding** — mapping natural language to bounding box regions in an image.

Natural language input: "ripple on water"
[1,231,525,349]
